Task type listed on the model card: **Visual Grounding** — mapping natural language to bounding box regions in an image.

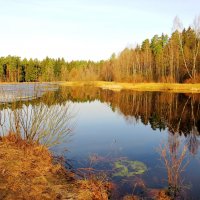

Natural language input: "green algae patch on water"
[113,159,147,177]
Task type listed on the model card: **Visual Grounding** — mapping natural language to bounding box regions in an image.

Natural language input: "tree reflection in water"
[0,90,75,147]
[1,85,200,198]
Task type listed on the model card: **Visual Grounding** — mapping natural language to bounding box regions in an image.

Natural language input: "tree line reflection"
[1,86,200,155]
[1,86,200,198]
[57,87,200,135]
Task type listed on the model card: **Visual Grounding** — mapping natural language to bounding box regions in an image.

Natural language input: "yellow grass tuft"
[0,133,110,200]
[59,81,200,93]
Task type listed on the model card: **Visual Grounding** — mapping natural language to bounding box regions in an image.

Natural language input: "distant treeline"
[1,17,200,83]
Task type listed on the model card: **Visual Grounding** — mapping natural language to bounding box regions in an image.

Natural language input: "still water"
[1,84,200,199]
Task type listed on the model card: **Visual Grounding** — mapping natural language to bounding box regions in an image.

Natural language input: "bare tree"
[159,133,189,198]
[173,16,192,78]
[1,102,75,147]
[192,15,200,79]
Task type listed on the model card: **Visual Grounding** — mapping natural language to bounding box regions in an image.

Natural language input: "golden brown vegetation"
[0,133,110,200]
[123,190,172,200]
[59,81,200,93]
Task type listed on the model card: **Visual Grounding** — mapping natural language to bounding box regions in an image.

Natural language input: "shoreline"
[0,133,110,200]
[1,81,200,93]
[59,81,200,93]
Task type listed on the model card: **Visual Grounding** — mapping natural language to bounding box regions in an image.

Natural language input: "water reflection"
[2,85,200,137]
[52,86,199,199]
[0,85,75,147]
[52,86,200,136]
[159,132,189,199]
[0,83,58,103]
[1,85,200,199]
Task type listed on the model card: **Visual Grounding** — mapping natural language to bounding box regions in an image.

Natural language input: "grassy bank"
[0,133,171,200]
[59,81,200,93]
[1,81,200,93]
[0,133,110,200]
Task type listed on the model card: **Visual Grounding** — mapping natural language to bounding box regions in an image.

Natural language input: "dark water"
[1,84,200,199]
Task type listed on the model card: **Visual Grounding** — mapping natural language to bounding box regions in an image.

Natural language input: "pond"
[1,83,200,199]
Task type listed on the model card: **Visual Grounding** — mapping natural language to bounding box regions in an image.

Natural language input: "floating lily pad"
[113,159,147,177]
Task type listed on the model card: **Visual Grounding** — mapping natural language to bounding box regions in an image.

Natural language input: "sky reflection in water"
[51,88,200,199]
[1,84,200,199]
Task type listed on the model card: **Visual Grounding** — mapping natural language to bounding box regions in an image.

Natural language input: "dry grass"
[1,81,200,93]
[77,178,111,200]
[0,133,110,200]
[123,190,171,200]
[0,132,74,200]
[59,81,200,93]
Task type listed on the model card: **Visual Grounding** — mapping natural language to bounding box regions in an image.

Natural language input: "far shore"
[59,81,200,93]
[1,81,200,93]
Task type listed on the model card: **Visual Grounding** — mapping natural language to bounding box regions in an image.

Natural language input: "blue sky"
[0,0,199,61]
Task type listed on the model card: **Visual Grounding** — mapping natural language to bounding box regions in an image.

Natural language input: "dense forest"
[1,17,200,83]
